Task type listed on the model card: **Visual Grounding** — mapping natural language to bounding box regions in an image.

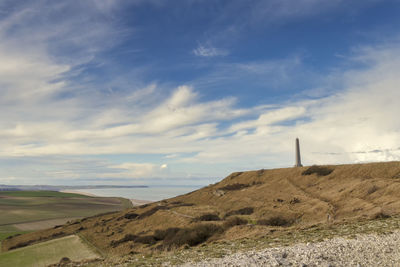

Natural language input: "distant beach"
[61,189,153,206]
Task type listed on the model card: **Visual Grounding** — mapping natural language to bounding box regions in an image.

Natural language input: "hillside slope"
[3,161,400,259]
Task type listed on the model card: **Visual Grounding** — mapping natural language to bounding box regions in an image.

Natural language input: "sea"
[71,185,204,201]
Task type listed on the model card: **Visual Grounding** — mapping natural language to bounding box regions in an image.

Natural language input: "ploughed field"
[0,190,132,243]
[3,162,400,266]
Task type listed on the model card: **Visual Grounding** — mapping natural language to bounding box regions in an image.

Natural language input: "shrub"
[51,232,64,238]
[372,212,391,219]
[163,224,223,248]
[225,207,254,217]
[9,239,36,250]
[229,172,243,180]
[258,216,293,227]
[289,197,301,204]
[124,213,139,220]
[170,201,195,207]
[302,165,333,176]
[154,227,181,241]
[135,235,156,245]
[367,185,379,195]
[223,216,248,229]
[194,214,221,222]
[110,234,137,247]
[220,183,249,191]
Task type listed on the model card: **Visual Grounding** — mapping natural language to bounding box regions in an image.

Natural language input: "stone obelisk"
[295,138,303,167]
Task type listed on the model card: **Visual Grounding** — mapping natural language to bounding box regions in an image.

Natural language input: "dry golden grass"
[4,161,400,263]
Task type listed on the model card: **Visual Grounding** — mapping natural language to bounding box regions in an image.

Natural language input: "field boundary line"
[77,233,107,258]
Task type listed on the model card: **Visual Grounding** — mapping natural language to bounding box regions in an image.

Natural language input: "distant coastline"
[0,184,148,191]
[1,184,203,203]
[60,189,153,206]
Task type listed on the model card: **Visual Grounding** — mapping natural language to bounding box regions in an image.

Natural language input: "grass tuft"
[223,216,248,229]
[194,214,221,222]
[257,216,293,227]
[225,207,254,217]
[302,165,334,176]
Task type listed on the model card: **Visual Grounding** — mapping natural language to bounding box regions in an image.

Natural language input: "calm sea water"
[72,185,203,201]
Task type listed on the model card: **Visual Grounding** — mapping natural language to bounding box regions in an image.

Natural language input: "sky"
[1,0,400,186]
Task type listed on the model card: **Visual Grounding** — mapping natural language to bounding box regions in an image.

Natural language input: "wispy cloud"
[3,41,400,181]
[193,43,228,57]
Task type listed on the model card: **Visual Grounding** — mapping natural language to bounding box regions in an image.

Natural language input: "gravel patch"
[178,231,400,266]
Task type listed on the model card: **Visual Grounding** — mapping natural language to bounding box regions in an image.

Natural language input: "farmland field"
[0,235,100,266]
[0,190,132,242]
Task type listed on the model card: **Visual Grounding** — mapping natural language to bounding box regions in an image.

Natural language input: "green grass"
[0,235,100,267]
[0,190,92,198]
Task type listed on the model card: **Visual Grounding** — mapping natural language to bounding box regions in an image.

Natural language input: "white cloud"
[161,164,168,169]
[193,43,228,57]
[3,42,400,179]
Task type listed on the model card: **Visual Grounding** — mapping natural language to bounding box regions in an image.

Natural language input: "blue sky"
[1,0,400,185]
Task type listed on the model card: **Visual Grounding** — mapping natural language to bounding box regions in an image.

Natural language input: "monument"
[295,137,303,167]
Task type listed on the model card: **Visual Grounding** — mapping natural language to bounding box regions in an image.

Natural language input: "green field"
[0,190,132,242]
[0,190,92,198]
[0,235,100,267]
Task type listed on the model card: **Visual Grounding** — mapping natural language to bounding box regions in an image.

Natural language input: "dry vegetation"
[4,161,400,265]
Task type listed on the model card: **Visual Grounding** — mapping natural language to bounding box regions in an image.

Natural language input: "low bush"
[163,224,223,248]
[135,235,156,245]
[289,197,301,204]
[258,216,293,227]
[169,201,195,207]
[220,183,250,191]
[302,165,333,176]
[51,232,64,238]
[154,227,181,241]
[124,213,139,220]
[367,185,379,195]
[372,212,391,219]
[9,241,33,250]
[223,216,248,229]
[229,172,243,180]
[225,207,254,217]
[110,234,137,247]
[194,214,221,222]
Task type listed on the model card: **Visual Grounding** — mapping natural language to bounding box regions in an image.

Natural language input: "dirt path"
[286,176,338,220]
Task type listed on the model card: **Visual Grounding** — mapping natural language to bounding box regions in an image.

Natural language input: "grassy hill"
[3,162,400,265]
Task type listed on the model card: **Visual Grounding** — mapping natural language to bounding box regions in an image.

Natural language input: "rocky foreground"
[178,231,400,267]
